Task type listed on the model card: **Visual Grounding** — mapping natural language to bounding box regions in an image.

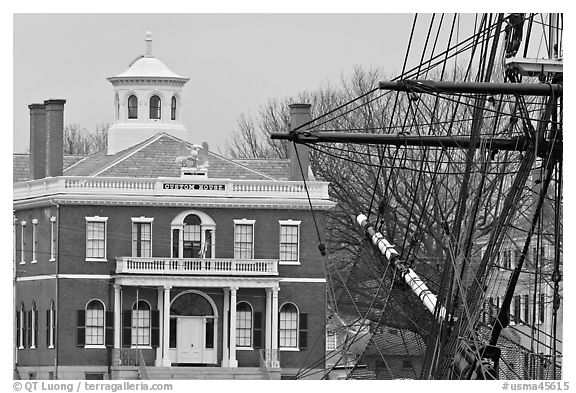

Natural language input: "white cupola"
[106,31,190,154]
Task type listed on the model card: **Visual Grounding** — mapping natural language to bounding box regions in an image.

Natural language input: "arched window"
[171,211,215,259]
[31,302,38,349]
[149,95,161,119]
[128,95,138,119]
[132,300,151,346]
[236,302,252,347]
[171,96,177,120]
[17,303,25,349]
[183,214,202,258]
[279,303,298,348]
[85,300,105,346]
[48,301,56,348]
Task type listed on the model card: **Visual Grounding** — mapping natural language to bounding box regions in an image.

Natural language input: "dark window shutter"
[16,312,21,348]
[253,312,263,349]
[122,310,132,348]
[105,311,114,347]
[34,310,39,347]
[46,310,50,347]
[76,310,85,347]
[299,312,308,350]
[151,310,160,347]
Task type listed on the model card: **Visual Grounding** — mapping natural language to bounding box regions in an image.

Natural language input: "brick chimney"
[288,103,311,181]
[28,103,47,180]
[44,99,66,177]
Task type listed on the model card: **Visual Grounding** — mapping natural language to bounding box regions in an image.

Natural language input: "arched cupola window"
[171,96,177,120]
[150,95,161,119]
[171,211,216,259]
[128,95,138,119]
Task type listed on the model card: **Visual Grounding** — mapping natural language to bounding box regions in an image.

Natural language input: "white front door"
[176,317,205,363]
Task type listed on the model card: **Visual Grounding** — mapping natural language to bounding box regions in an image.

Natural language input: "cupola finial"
[145,31,152,57]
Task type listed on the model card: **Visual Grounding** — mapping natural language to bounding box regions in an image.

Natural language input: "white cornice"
[14,195,336,211]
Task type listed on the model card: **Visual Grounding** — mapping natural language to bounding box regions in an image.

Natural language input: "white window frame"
[131,217,154,258]
[170,211,216,259]
[279,302,299,351]
[85,299,106,348]
[49,301,55,348]
[131,300,152,348]
[279,220,301,265]
[326,331,337,351]
[30,302,37,349]
[235,301,253,349]
[85,217,108,262]
[31,219,38,263]
[18,305,25,350]
[50,217,56,262]
[20,221,27,264]
[233,219,255,260]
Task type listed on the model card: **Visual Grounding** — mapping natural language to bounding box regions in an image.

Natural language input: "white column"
[265,288,272,351]
[271,287,279,352]
[229,287,238,367]
[113,285,121,349]
[162,285,171,366]
[222,288,230,367]
[155,287,163,366]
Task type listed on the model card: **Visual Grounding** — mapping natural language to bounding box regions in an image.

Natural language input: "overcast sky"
[12,13,442,154]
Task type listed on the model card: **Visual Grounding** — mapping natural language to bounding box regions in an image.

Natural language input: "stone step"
[146,367,264,380]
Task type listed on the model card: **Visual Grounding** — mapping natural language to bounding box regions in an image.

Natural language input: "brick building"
[13,33,334,380]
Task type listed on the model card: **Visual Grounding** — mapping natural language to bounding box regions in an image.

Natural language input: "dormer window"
[171,96,177,120]
[128,95,138,119]
[150,95,161,119]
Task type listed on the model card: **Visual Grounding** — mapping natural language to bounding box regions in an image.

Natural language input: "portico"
[113,274,280,368]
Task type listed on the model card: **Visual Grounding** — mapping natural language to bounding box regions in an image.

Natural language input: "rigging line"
[348,267,399,380]
[315,260,396,380]
[523,13,535,58]
[307,90,392,132]
[415,88,561,126]
[292,141,322,246]
[368,13,419,221]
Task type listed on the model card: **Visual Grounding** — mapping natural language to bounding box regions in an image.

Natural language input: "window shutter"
[16,312,21,348]
[151,310,160,347]
[46,310,50,347]
[122,310,132,348]
[76,310,85,347]
[34,310,39,347]
[253,312,263,349]
[105,311,114,347]
[299,313,308,350]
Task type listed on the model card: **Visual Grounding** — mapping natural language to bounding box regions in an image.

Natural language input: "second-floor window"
[132,218,153,258]
[279,220,300,263]
[31,219,38,263]
[50,217,56,261]
[234,219,255,259]
[20,221,27,264]
[171,211,216,259]
[149,95,161,119]
[86,217,108,260]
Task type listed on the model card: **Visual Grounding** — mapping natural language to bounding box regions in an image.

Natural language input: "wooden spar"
[356,213,449,321]
[378,80,562,96]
